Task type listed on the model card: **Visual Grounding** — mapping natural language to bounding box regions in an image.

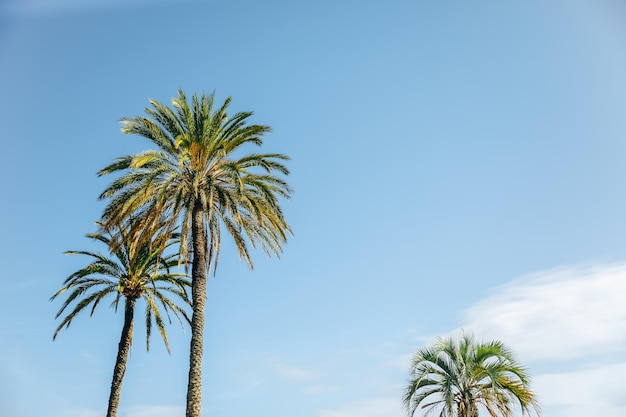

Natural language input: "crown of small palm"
[51,228,191,351]
[404,335,539,417]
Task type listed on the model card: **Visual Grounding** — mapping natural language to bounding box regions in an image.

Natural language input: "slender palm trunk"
[186,203,208,417]
[106,297,136,417]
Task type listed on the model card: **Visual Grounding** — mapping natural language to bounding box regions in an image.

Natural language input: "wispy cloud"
[459,264,626,363]
[534,362,626,407]
[533,362,626,417]
[454,263,626,417]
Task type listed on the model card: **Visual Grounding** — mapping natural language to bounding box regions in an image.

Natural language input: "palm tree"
[97,90,292,417]
[403,333,540,417]
[51,224,191,417]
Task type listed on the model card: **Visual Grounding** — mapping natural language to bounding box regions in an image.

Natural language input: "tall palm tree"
[97,90,292,417]
[51,224,191,417]
[403,333,540,417]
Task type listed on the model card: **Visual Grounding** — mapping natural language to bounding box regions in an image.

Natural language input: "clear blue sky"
[1,1,626,416]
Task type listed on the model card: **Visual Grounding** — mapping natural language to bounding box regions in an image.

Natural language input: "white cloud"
[534,362,626,407]
[533,362,626,417]
[541,404,626,417]
[318,397,403,417]
[449,263,626,417]
[459,264,626,362]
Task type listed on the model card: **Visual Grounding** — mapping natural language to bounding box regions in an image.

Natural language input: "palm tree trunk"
[186,203,208,417]
[106,297,136,417]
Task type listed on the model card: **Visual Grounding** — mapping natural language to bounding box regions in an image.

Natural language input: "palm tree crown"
[97,90,292,417]
[403,333,540,417]
[52,225,191,350]
[98,90,292,269]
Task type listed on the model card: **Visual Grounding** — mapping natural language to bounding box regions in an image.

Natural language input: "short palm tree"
[97,90,292,417]
[403,333,540,417]
[51,224,191,417]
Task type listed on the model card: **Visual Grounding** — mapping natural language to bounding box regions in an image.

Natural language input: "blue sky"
[1,1,626,416]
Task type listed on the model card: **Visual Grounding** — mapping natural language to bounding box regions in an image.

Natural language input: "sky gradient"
[1,1,626,416]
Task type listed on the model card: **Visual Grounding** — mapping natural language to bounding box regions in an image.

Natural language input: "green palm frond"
[52,285,117,339]
[52,225,192,352]
[404,334,540,417]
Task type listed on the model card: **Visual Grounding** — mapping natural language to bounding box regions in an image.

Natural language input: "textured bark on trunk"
[186,203,207,417]
[106,297,136,417]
